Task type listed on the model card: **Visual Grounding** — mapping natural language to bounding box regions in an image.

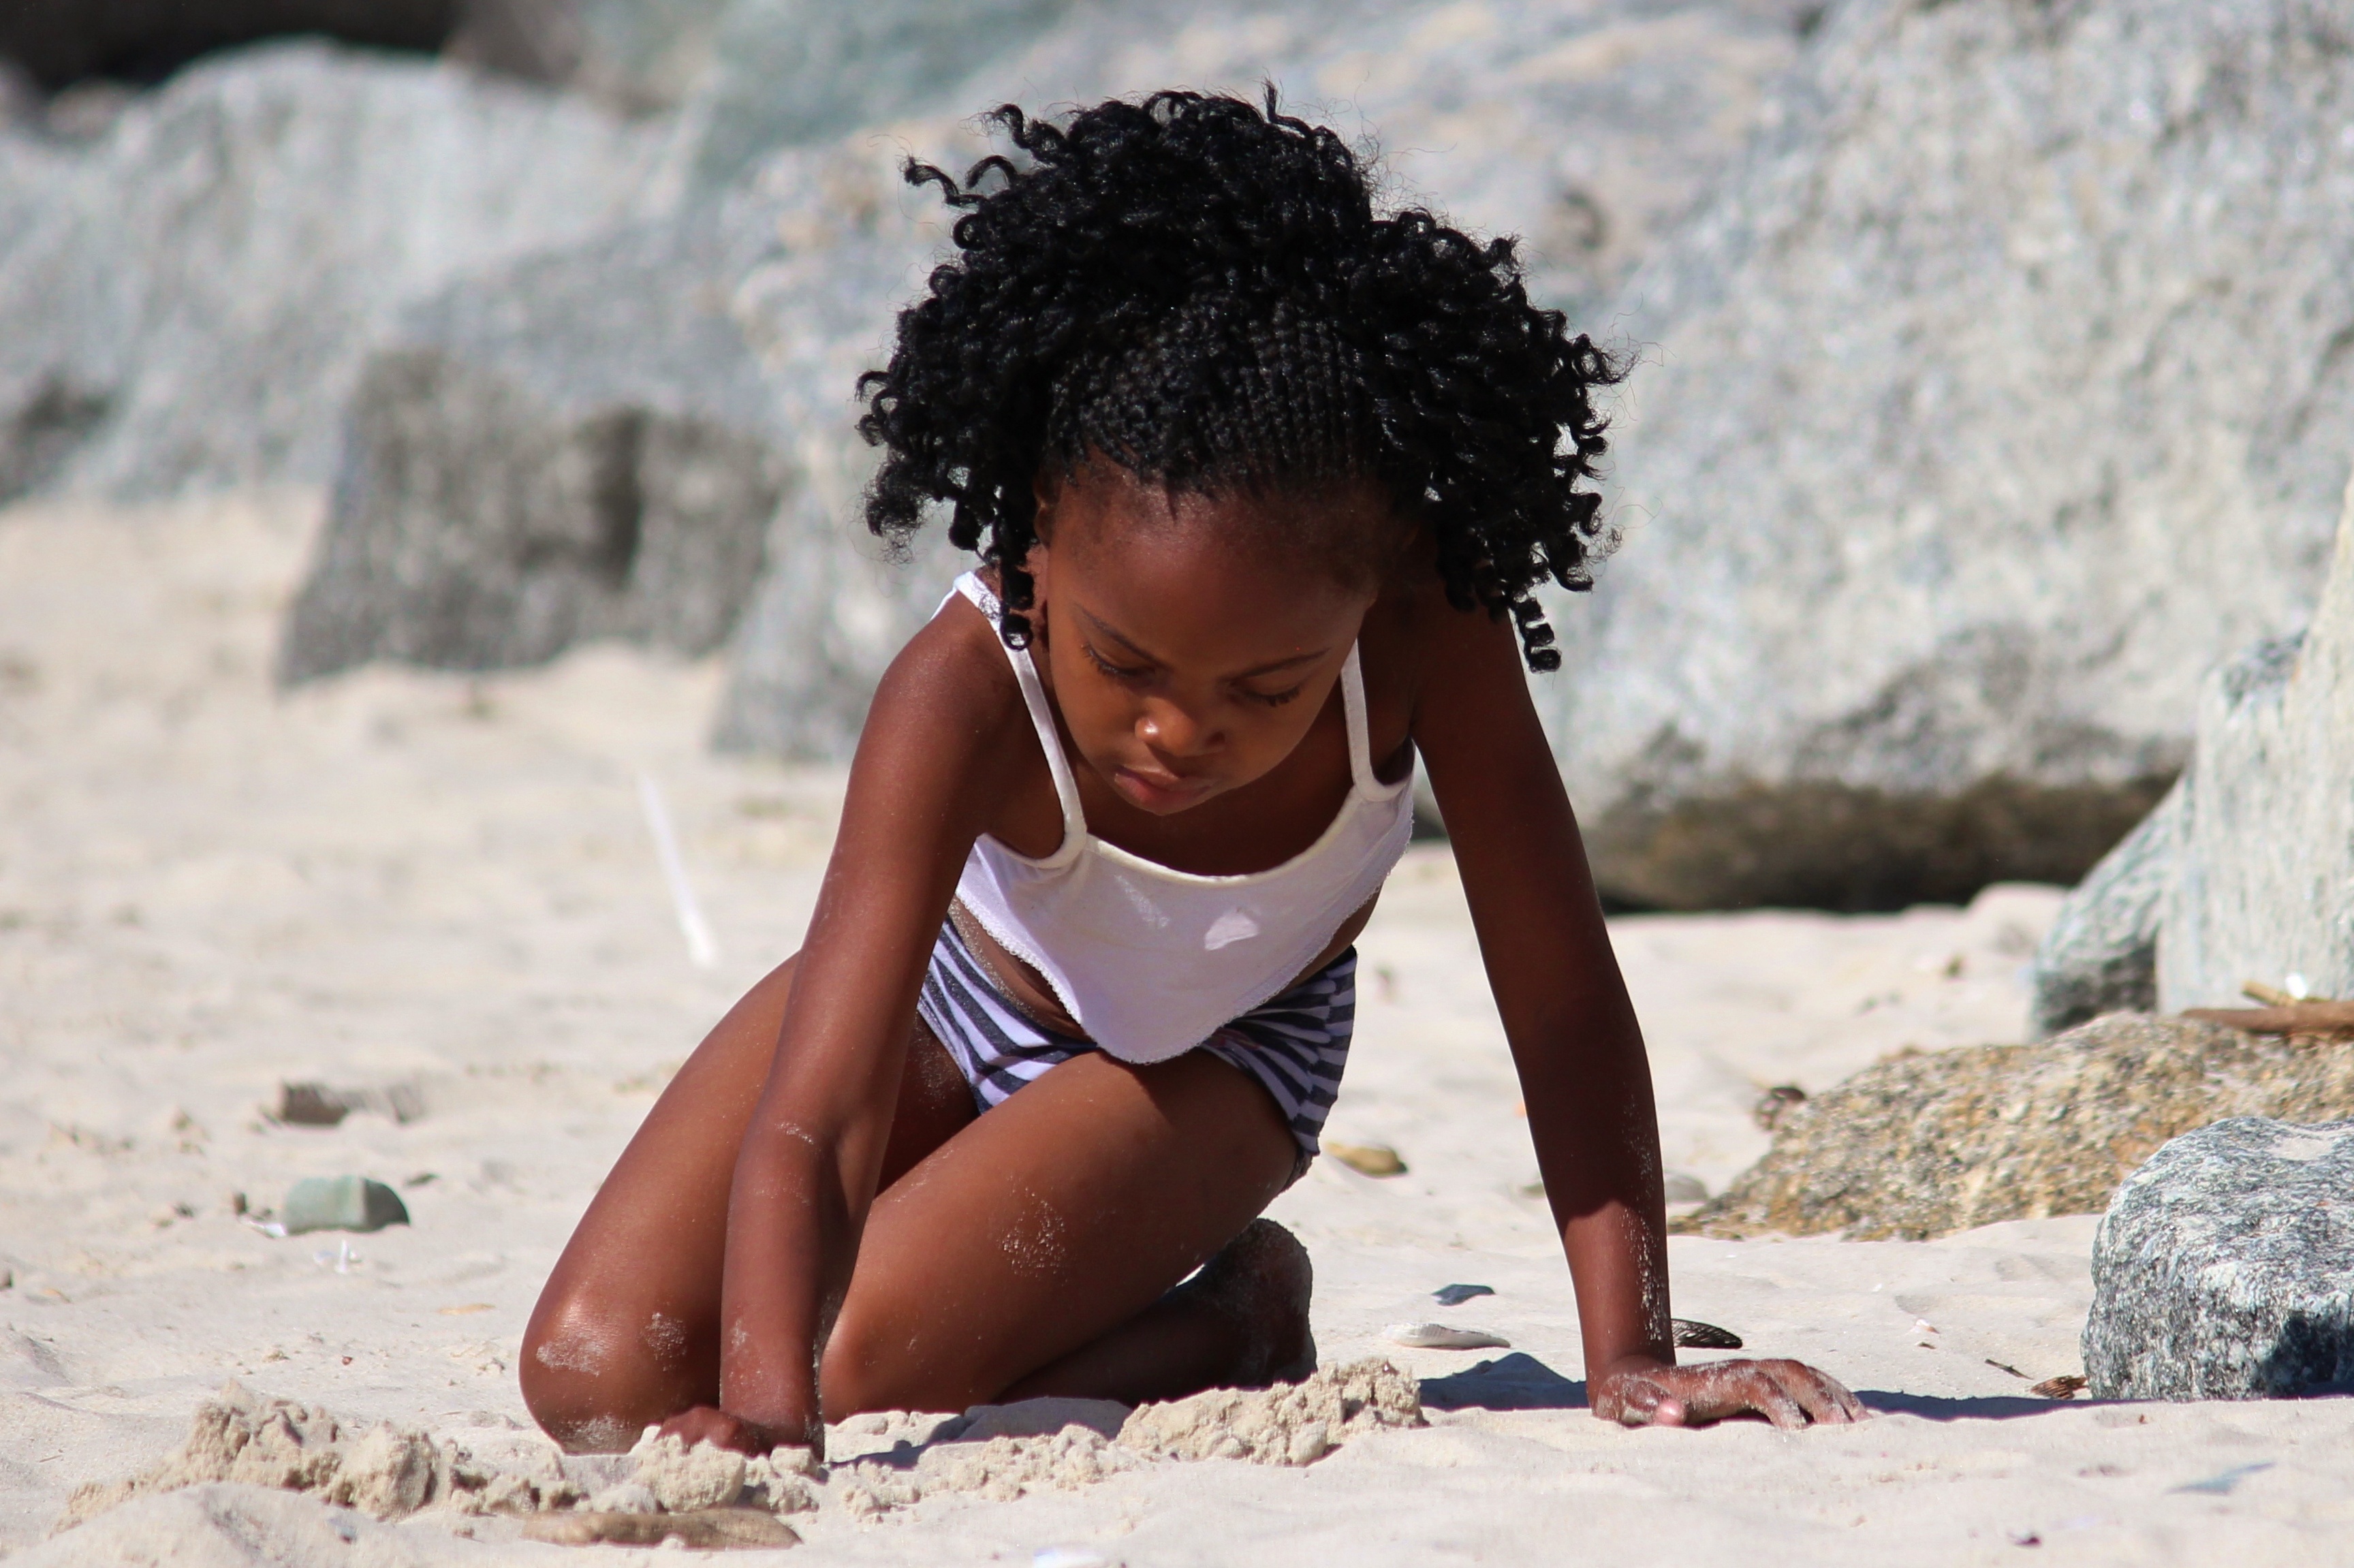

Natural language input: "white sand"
[3,491,2349,1565]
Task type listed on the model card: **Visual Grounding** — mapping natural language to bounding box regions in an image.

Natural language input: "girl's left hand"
[655,1404,810,1457]
[1591,1356,1868,1430]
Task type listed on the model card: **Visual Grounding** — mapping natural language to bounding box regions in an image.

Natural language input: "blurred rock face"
[13,0,2351,914]
[1541,0,2354,907]
[0,43,672,501]
[277,210,792,680]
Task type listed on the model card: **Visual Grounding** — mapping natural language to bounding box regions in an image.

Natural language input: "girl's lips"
[1114,766,1213,811]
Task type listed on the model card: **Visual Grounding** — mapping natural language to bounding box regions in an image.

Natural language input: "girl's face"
[1028,463,1395,816]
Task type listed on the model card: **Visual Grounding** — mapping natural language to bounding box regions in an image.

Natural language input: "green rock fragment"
[283,1176,409,1234]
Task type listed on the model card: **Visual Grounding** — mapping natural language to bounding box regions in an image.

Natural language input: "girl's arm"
[1412,599,1864,1429]
[680,609,1036,1452]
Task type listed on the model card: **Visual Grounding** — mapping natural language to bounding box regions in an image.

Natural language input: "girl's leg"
[817,1048,1304,1416]
[524,952,1311,1447]
[520,955,975,1451]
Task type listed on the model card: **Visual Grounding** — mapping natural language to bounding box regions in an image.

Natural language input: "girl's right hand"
[656,1404,815,1458]
[1590,1355,1868,1430]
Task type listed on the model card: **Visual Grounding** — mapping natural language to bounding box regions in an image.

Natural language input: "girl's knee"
[818,1300,960,1420]
[521,1290,709,1452]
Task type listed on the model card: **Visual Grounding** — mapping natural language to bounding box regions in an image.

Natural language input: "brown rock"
[1676,1014,2354,1241]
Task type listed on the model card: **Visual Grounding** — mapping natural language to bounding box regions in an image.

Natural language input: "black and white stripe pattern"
[915,917,1355,1179]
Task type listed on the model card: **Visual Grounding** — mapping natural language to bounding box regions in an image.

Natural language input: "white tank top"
[946,571,1415,1063]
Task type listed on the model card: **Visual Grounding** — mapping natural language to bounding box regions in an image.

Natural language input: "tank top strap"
[952,572,1087,855]
[1340,643,1406,800]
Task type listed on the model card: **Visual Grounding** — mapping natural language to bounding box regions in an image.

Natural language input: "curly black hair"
[856,89,1622,671]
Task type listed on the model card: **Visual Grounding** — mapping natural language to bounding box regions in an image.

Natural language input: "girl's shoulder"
[854,586,1043,803]
[875,586,1029,733]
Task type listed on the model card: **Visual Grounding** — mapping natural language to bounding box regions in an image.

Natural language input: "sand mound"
[824,1360,1425,1520]
[55,1381,469,1531]
[54,1366,1420,1535]
[1118,1358,1424,1465]
[51,1384,818,1538]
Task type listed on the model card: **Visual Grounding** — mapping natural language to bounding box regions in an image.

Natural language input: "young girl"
[520,91,1862,1455]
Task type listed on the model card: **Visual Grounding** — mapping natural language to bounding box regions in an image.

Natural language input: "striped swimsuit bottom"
[915,915,1355,1182]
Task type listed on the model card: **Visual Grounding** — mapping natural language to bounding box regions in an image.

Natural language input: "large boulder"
[0,42,673,501]
[2084,1116,2354,1400]
[280,208,789,680]
[1535,0,2354,909]
[2157,482,2354,1010]
[1678,1013,2354,1241]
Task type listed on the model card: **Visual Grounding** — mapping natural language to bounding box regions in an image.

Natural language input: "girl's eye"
[1241,683,1305,708]
[1084,643,1149,682]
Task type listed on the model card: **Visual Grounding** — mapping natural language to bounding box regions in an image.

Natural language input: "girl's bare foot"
[1177,1217,1317,1387]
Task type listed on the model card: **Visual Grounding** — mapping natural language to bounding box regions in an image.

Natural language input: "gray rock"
[1535,0,2354,909]
[0,41,674,501]
[2158,484,2354,1010]
[2084,1117,2354,1400]
[281,206,787,679]
[2028,783,2180,1037]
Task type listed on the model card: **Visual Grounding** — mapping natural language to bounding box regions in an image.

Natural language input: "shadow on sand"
[1420,1353,1588,1411]
[1417,1354,2094,1423]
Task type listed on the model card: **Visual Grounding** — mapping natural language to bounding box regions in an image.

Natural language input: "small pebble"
[283,1175,409,1235]
[1753,1084,1808,1131]
[1432,1283,1494,1306]
[1663,1172,1709,1204]
[1325,1141,1407,1177]
[1671,1319,1743,1350]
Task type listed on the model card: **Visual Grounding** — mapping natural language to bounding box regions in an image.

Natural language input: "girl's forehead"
[1051,499,1375,670]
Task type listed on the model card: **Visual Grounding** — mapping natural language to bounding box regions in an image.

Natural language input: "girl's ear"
[1031,465,1063,545]
[1025,467,1060,607]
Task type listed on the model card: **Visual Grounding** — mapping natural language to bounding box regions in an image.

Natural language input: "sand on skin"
[2,490,2351,1565]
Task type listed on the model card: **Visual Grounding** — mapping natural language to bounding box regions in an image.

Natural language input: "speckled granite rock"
[2084,1118,2354,1400]
[2028,784,2178,1037]
[1677,1014,2354,1241]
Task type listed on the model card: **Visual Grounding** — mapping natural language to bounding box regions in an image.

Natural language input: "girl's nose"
[1138,699,1219,757]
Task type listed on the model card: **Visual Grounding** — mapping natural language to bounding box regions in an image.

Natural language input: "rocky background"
[4,0,2351,913]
